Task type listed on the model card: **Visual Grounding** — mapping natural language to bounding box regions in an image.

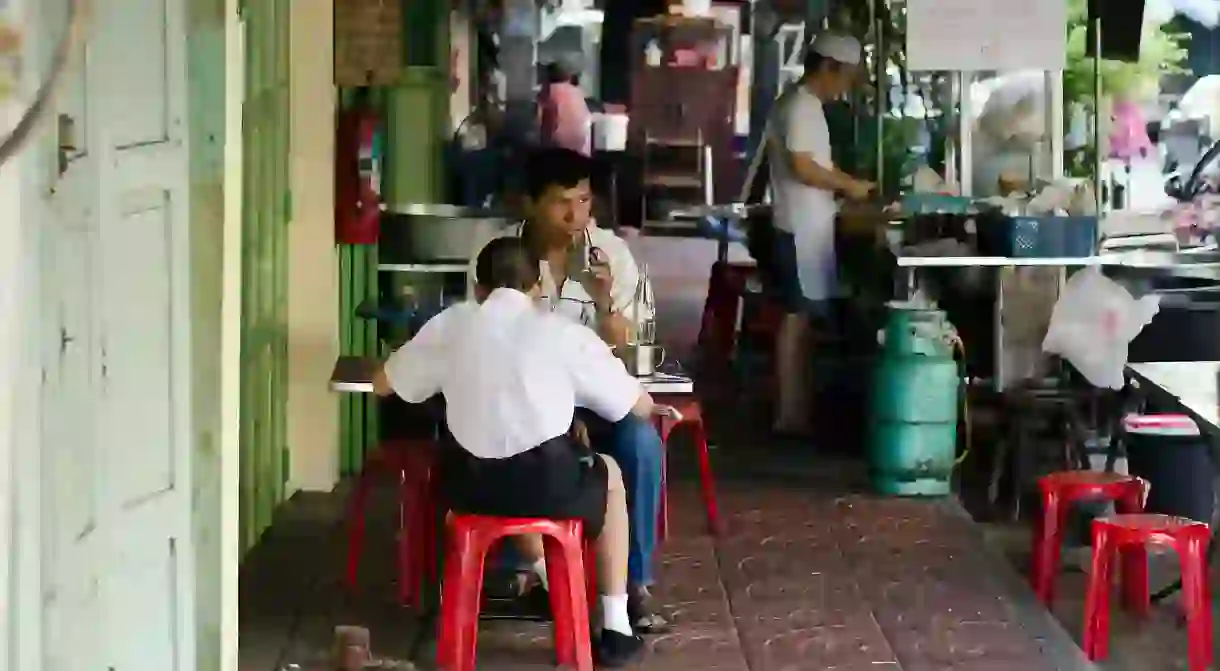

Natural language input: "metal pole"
[959,71,973,197]
[874,8,885,188]
[943,75,959,188]
[501,0,540,151]
[1092,17,1103,214]
[1047,70,1065,179]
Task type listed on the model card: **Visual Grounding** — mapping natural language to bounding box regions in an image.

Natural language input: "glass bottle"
[633,264,656,345]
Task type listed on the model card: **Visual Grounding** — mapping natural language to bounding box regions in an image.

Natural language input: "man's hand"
[569,419,591,448]
[372,364,394,397]
[843,179,876,201]
[578,247,614,311]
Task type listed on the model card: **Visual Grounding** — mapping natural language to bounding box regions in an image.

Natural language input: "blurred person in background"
[538,53,592,156]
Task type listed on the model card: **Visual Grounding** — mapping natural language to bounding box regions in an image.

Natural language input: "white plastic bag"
[1042,267,1161,389]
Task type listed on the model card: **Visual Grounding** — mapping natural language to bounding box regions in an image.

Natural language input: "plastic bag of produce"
[1042,267,1161,389]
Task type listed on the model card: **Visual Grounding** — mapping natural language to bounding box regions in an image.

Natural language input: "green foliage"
[1062,0,1189,106]
[825,101,921,197]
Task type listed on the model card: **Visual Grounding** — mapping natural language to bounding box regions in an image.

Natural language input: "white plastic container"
[683,0,711,16]
[645,39,662,66]
[592,113,629,151]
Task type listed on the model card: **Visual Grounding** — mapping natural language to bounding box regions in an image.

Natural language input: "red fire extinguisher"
[335,92,383,245]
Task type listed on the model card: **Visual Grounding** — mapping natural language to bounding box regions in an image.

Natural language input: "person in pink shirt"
[538,54,592,156]
[1109,99,1153,162]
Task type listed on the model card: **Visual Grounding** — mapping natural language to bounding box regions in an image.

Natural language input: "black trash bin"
[1123,414,1217,525]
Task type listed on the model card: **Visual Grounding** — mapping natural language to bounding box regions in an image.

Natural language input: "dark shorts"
[440,433,609,539]
[764,230,834,319]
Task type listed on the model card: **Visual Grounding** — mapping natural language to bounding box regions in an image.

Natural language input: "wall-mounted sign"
[334,0,403,87]
[907,0,1066,72]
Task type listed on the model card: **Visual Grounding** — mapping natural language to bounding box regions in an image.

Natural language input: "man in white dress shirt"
[468,147,669,632]
[765,33,874,436]
[374,237,654,665]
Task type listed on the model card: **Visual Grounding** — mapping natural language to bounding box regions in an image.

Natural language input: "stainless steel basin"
[380,203,515,263]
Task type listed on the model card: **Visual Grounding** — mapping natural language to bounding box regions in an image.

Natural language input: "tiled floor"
[239,428,1091,670]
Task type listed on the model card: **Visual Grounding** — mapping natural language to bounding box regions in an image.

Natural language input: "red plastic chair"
[698,261,756,367]
[653,396,722,539]
[343,439,438,607]
[436,515,597,671]
[1083,514,1212,670]
[1030,470,1145,605]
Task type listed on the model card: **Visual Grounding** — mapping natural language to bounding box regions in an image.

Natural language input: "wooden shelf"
[644,174,703,189]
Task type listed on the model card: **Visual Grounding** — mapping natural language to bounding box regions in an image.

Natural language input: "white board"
[906,0,1067,72]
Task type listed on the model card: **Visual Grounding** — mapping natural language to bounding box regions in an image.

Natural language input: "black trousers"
[440,433,609,539]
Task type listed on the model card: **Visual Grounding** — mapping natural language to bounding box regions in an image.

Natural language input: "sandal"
[628,588,671,634]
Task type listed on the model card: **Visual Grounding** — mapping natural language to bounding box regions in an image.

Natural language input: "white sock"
[601,594,633,636]
[531,559,549,591]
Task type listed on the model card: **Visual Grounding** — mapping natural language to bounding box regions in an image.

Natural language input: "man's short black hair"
[475,237,541,293]
[803,51,842,74]
[522,147,593,200]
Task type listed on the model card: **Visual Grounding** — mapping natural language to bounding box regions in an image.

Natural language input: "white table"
[329,356,695,396]
[1127,361,1220,433]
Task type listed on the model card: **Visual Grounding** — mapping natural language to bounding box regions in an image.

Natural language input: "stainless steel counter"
[376,262,469,274]
[381,203,510,218]
[896,248,1220,272]
[895,249,1220,391]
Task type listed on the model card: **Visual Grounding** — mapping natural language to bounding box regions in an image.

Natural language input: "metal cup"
[621,343,666,377]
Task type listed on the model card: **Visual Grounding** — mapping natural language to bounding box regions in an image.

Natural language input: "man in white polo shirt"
[467,147,669,632]
[766,33,874,437]
[375,237,655,665]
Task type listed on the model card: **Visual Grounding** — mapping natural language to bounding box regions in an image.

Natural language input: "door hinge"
[59,327,75,355]
[283,189,292,223]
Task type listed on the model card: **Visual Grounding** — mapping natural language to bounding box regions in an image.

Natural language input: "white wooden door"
[40,0,195,669]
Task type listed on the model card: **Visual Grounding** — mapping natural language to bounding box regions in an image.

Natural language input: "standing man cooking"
[469,146,670,632]
[766,33,875,437]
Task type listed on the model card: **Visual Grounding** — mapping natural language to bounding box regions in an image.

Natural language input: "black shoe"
[594,629,645,667]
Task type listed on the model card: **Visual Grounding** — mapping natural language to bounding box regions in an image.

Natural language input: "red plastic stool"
[436,515,597,671]
[698,260,755,367]
[653,396,722,540]
[1083,514,1212,669]
[343,439,438,608]
[1030,470,1145,605]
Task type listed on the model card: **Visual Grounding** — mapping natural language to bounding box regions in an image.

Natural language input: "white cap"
[810,33,862,66]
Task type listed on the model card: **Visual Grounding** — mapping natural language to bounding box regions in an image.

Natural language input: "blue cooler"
[1123,414,1216,525]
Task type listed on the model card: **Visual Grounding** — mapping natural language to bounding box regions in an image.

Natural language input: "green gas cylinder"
[869,303,961,496]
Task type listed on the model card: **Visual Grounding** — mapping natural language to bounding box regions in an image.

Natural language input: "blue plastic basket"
[900,193,974,215]
[991,215,1099,258]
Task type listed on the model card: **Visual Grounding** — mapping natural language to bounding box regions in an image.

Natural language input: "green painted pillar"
[239,0,292,553]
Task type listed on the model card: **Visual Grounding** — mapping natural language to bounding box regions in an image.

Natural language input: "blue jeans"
[579,409,663,587]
